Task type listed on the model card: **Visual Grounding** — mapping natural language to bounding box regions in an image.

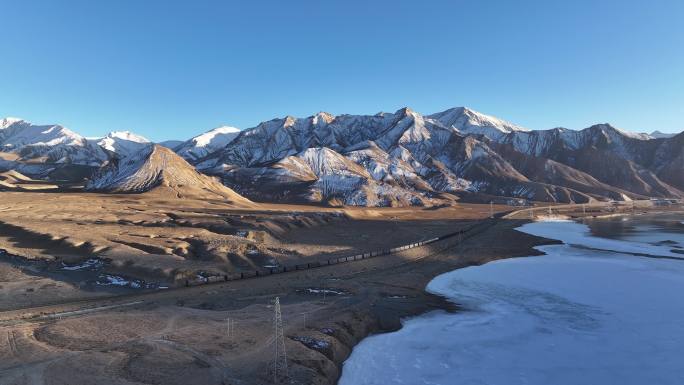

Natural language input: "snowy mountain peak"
[649,130,676,139]
[192,126,240,147]
[283,116,297,127]
[173,125,242,161]
[588,123,653,141]
[428,106,529,137]
[312,112,335,126]
[0,118,84,144]
[0,118,107,165]
[1,117,25,129]
[104,131,150,143]
[96,130,152,158]
[396,107,418,117]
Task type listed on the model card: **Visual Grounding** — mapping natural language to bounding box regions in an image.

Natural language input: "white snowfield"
[339,219,684,385]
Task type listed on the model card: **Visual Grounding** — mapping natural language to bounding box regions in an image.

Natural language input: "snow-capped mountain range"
[1,107,682,206]
[195,107,683,205]
[0,117,107,166]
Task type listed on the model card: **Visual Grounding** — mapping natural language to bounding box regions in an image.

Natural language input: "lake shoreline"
[338,209,684,385]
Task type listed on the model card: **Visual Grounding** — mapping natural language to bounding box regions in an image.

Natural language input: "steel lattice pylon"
[273,297,288,384]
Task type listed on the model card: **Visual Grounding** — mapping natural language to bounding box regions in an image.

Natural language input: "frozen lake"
[340,217,684,385]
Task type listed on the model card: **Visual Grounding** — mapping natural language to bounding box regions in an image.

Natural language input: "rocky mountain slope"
[480,124,684,195]
[196,107,682,206]
[2,108,682,206]
[86,145,251,203]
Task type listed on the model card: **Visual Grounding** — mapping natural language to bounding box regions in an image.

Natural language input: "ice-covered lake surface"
[340,216,684,385]
[583,212,684,252]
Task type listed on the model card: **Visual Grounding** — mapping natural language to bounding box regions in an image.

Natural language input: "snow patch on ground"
[292,336,331,350]
[97,274,135,287]
[298,288,348,296]
[96,274,153,289]
[61,258,103,271]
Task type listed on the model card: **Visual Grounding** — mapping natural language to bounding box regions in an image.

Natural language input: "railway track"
[0,217,502,324]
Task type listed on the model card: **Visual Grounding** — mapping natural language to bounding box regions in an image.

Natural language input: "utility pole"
[273,297,288,384]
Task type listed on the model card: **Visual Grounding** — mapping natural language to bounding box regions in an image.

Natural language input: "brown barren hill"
[86,144,252,204]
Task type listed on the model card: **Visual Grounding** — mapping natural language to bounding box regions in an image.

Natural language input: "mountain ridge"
[2,107,682,205]
[195,107,682,205]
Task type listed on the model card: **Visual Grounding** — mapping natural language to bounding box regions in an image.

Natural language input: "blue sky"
[1,0,683,141]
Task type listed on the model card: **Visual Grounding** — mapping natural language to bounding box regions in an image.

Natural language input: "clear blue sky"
[1,0,683,141]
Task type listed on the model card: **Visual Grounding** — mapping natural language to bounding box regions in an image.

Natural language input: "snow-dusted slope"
[484,124,682,196]
[174,126,241,161]
[201,108,454,169]
[200,107,683,206]
[219,145,433,207]
[199,108,462,206]
[86,145,251,203]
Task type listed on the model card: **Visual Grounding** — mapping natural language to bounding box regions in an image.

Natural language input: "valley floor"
[0,193,680,384]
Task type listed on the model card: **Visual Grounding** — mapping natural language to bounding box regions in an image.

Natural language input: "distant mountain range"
[1,107,682,206]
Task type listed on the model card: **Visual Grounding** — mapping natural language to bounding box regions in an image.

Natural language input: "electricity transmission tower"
[226,317,235,340]
[273,297,288,384]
